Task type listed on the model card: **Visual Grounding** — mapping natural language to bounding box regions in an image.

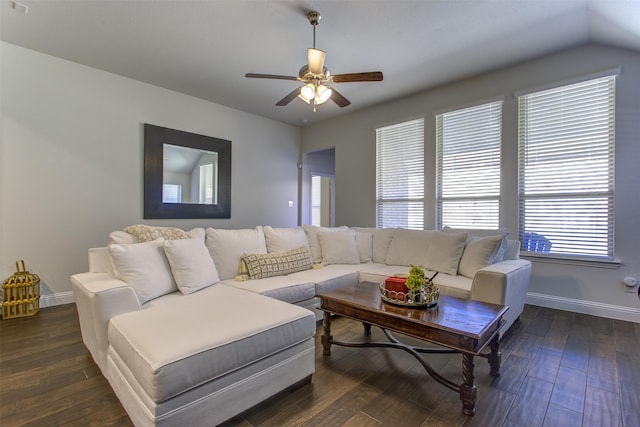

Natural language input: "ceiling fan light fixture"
[316,85,332,104]
[245,10,382,111]
[299,83,315,102]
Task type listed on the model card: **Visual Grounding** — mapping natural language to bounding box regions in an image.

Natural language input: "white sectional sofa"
[71,224,531,426]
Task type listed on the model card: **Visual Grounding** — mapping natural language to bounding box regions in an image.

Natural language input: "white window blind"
[435,101,502,229]
[162,184,182,203]
[518,75,615,259]
[199,163,214,204]
[376,118,424,229]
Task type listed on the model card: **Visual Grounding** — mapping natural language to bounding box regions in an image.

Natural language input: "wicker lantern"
[2,260,40,319]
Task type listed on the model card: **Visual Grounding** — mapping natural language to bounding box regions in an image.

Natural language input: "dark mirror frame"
[144,124,231,219]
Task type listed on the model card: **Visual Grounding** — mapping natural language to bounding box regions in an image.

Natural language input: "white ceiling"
[2,0,639,126]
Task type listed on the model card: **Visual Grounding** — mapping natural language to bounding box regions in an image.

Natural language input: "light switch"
[288,201,294,208]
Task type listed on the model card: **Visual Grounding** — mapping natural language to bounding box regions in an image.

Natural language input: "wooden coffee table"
[316,282,508,416]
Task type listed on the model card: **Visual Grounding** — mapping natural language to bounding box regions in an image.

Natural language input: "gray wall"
[1,42,300,302]
[301,44,640,321]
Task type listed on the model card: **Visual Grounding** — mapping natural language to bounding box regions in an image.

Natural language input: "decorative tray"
[379,282,439,308]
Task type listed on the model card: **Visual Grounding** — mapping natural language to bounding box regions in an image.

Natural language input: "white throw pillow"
[384,228,435,267]
[302,225,348,263]
[355,231,373,263]
[187,227,206,242]
[318,230,361,265]
[424,231,468,275]
[458,235,504,278]
[109,239,177,304]
[263,226,310,253]
[351,227,396,263]
[503,239,521,260]
[205,227,267,280]
[442,226,509,262]
[164,238,220,294]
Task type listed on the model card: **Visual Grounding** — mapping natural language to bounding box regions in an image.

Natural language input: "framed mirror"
[144,124,231,219]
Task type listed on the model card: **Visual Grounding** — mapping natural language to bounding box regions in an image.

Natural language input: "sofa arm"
[71,272,141,372]
[470,259,532,335]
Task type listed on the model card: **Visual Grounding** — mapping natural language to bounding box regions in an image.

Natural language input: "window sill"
[521,253,621,269]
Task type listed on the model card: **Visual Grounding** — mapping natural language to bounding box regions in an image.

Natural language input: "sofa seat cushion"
[357,263,411,284]
[221,276,315,303]
[288,267,359,294]
[432,273,473,299]
[107,284,316,403]
[357,263,472,299]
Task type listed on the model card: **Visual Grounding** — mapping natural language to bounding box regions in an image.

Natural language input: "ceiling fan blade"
[245,73,299,81]
[330,88,351,108]
[331,72,383,83]
[276,87,302,106]
[307,48,326,74]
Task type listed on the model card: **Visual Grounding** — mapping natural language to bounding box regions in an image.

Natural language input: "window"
[518,75,615,259]
[435,101,502,229]
[311,175,322,226]
[376,118,424,229]
[162,184,182,203]
[199,163,215,204]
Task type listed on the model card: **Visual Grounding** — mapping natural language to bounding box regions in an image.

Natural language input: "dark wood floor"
[1,303,638,427]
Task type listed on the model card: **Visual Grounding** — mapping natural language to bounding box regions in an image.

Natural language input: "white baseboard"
[526,292,640,323]
[40,291,75,308]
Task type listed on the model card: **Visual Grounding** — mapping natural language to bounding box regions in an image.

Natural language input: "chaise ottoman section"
[107,284,316,404]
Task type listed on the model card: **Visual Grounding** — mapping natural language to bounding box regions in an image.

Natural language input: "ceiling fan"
[245,11,383,112]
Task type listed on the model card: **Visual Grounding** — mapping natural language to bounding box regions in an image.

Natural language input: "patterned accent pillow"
[242,246,313,280]
[124,224,191,242]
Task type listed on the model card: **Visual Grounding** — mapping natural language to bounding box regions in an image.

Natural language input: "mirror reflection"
[162,144,218,205]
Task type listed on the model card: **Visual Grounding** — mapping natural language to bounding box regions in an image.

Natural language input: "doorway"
[311,174,335,227]
[302,148,335,226]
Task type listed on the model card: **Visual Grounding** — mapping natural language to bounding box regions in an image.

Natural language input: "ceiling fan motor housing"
[306,11,321,26]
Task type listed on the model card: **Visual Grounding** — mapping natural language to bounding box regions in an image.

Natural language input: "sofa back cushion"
[384,228,433,267]
[164,238,220,294]
[302,225,348,263]
[351,227,396,263]
[205,227,267,280]
[263,226,311,253]
[424,231,468,275]
[458,235,504,278]
[109,239,177,304]
[318,230,361,265]
[355,231,373,263]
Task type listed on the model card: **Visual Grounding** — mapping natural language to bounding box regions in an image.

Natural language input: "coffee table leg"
[362,322,372,335]
[460,354,477,416]
[488,336,501,377]
[321,311,333,356]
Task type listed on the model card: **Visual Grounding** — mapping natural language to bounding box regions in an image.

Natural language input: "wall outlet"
[623,276,638,293]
